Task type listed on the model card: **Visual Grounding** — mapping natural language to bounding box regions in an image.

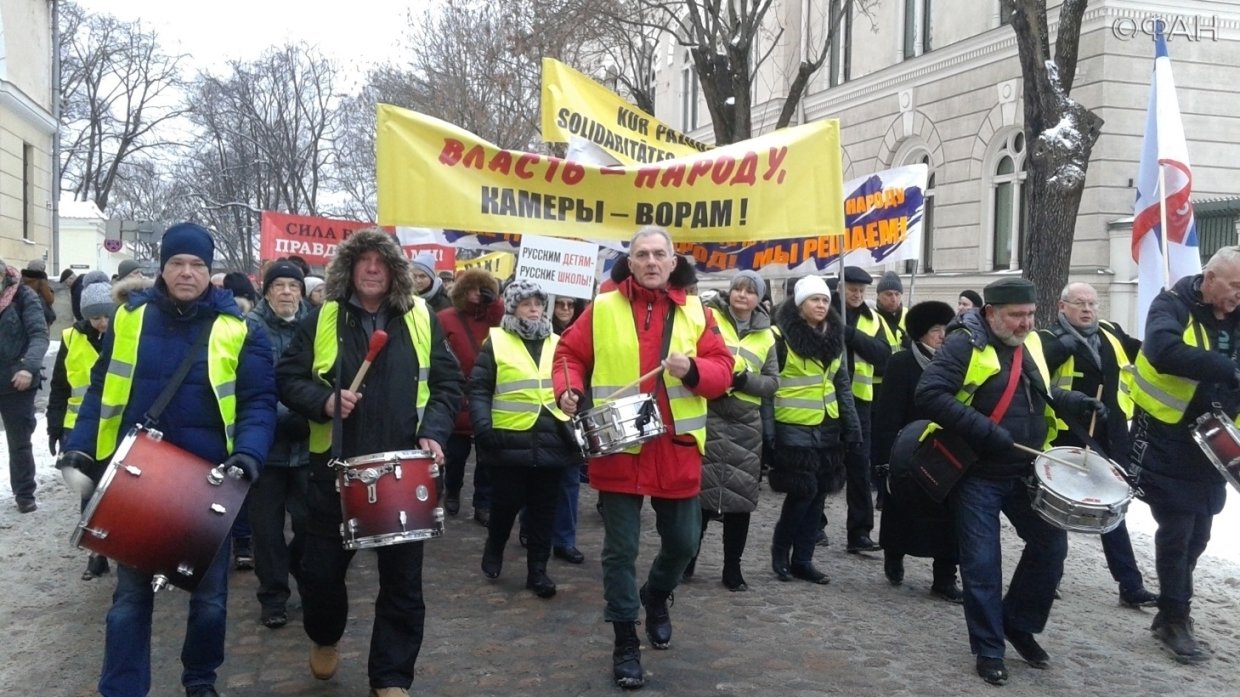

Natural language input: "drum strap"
[989,345,1024,424]
[142,323,213,429]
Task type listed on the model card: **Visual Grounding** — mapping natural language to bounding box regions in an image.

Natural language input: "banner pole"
[907,259,919,304]
[1158,164,1171,290]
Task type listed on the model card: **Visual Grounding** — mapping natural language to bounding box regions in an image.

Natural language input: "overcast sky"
[76,0,415,79]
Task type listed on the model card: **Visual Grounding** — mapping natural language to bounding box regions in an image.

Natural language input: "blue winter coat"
[65,282,277,469]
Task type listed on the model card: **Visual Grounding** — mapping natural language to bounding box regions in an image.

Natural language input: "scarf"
[912,340,935,371]
[1057,312,1101,369]
[501,313,552,340]
[0,266,22,314]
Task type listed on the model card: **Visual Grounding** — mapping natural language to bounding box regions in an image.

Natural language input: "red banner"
[259,211,454,269]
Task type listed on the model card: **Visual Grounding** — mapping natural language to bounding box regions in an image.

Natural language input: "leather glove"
[731,371,749,390]
[1082,397,1109,422]
[57,450,97,498]
[480,287,496,305]
[223,453,261,481]
[48,431,62,456]
[983,426,1014,455]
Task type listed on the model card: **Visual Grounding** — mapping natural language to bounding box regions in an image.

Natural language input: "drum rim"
[72,426,144,548]
[343,526,444,549]
[1032,446,1132,504]
[341,450,435,466]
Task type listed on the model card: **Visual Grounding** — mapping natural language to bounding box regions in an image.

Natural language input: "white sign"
[515,235,599,300]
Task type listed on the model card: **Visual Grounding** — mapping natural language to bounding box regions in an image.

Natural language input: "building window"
[903,0,932,59]
[999,1,1011,27]
[680,52,699,130]
[990,130,1028,270]
[23,143,35,240]
[829,0,853,87]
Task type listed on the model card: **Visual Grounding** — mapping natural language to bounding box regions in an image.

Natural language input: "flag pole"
[1158,164,1171,290]
[907,259,919,304]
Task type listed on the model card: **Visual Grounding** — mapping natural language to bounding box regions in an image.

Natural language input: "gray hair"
[1205,246,1240,272]
[630,225,674,253]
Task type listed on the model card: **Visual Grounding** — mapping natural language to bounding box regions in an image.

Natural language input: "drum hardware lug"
[428,462,440,478]
[207,465,227,486]
[81,525,108,539]
[151,574,170,592]
[399,510,408,532]
[433,507,445,523]
[176,562,195,578]
[209,503,227,515]
[146,428,164,442]
[347,519,359,535]
[123,465,142,476]
[416,484,429,502]
[367,483,379,504]
[394,465,403,480]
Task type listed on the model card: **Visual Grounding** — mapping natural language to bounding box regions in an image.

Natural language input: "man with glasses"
[1035,283,1157,608]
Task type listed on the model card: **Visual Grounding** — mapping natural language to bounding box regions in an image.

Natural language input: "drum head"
[1034,447,1130,506]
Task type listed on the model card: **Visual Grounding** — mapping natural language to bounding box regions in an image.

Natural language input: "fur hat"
[906,301,956,341]
[794,275,831,307]
[876,271,903,294]
[450,267,499,311]
[160,223,215,270]
[80,281,115,319]
[503,278,547,315]
[324,228,416,313]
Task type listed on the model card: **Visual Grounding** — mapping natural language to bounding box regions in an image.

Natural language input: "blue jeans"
[952,476,1066,659]
[99,549,230,696]
[552,463,581,548]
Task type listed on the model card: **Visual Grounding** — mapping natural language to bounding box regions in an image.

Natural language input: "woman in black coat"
[470,280,580,599]
[872,300,962,602]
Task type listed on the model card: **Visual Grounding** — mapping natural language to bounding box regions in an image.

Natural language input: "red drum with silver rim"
[1191,409,1240,493]
[1030,446,1132,534]
[336,450,444,550]
[72,426,250,591]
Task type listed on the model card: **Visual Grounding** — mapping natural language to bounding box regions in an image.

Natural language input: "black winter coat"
[0,282,48,395]
[844,302,892,400]
[771,298,861,450]
[468,334,581,470]
[277,299,463,479]
[248,299,311,467]
[46,319,104,437]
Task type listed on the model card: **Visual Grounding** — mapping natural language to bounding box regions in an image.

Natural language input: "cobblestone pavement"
[3,453,1239,697]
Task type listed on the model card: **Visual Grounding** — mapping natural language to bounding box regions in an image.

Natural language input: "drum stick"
[1082,384,1105,466]
[605,365,665,403]
[1013,443,1090,472]
[348,329,390,393]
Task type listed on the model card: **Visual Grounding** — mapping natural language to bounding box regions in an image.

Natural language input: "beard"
[990,323,1026,347]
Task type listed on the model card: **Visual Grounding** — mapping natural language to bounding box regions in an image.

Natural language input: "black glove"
[223,453,261,481]
[1082,397,1109,422]
[844,326,857,343]
[48,431,62,456]
[731,371,749,390]
[479,287,496,305]
[983,426,1014,455]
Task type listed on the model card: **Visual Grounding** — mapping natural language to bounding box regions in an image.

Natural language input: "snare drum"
[1030,446,1132,534]
[573,393,665,459]
[336,450,443,550]
[1191,409,1240,493]
[72,426,249,591]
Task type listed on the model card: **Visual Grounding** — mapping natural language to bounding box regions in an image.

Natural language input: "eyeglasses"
[1064,300,1099,309]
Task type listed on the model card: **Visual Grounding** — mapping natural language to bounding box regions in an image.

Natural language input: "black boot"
[771,544,792,581]
[883,551,904,586]
[1152,610,1209,664]
[612,621,644,688]
[526,561,557,599]
[721,560,748,592]
[481,538,503,579]
[789,560,830,585]
[639,583,673,649]
[720,513,749,591]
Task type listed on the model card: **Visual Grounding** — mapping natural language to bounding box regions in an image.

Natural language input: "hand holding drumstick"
[324,330,389,420]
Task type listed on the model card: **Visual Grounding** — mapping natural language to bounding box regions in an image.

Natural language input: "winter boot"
[1152,610,1209,664]
[612,621,644,689]
[481,538,504,579]
[526,561,557,599]
[771,544,792,581]
[639,583,674,649]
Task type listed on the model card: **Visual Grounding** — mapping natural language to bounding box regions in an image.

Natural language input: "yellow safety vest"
[1127,317,1208,424]
[308,299,432,454]
[489,327,567,430]
[590,291,710,454]
[97,305,247,460]
[851,310,893,401]
[881,306,908,348]
[774,340,843,425]
[961,330,1058,449]
[1047,321,1135,419]
[61,326,99,431]
[709,307,776,406]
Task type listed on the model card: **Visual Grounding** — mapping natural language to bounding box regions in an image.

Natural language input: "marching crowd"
[0,221,1237,696]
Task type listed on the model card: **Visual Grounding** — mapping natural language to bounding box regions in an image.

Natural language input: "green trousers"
[598,491,702,622]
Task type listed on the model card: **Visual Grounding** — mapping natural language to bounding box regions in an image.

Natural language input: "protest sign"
[457,251,516,279]
[376,104,845,242]
[260,211,454,267]
[515,235,599,299]
[541,57,711,164]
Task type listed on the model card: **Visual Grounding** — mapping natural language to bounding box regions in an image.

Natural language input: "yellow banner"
[456,251,516,278]
[376,104,845,243]
[541,57,711,164]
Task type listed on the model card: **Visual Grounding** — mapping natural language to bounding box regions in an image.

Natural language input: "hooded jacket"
[771,297,861,449]
[699,295,779,514]
[553,254,734,499]
[64,278,278,468]
[436,268,504,434]
[0,267,49,395]
[277,229,463,475]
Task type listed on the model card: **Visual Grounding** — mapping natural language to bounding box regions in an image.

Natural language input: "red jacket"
[438,298,504,433]
[554,277,733,498]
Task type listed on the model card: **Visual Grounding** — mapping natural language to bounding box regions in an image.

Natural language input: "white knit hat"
[794,276,831,307]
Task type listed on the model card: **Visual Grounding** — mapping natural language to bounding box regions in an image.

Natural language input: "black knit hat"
[959,289,983,308]
[263,260,305,296]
